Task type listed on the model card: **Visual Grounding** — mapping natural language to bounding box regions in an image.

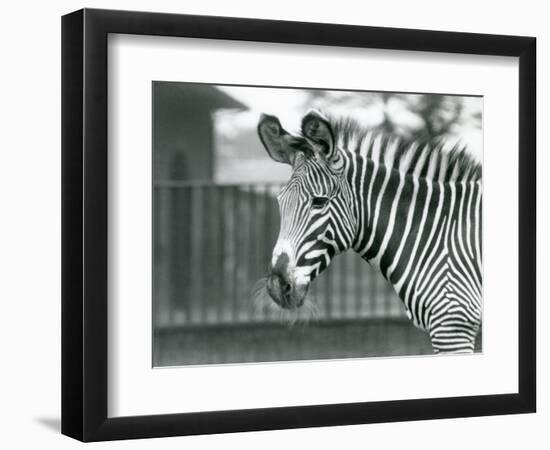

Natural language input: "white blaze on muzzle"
[271,239,295,268]
[271,239,312,287]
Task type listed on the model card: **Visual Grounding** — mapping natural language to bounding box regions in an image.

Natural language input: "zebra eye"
[311,196,329,209]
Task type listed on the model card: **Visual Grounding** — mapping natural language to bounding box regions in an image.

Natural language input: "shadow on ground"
[35,417,61,433]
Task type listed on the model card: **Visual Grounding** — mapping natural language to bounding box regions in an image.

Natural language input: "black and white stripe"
[260,112,482,353]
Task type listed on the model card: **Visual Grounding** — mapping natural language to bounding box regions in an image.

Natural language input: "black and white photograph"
[152,82,483,367]
[0,0,543,447]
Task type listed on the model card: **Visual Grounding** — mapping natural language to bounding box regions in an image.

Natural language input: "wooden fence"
[153,182,408,328]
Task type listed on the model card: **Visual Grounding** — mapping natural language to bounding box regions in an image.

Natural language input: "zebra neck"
[351,154,482,294]
[351,157,435,277]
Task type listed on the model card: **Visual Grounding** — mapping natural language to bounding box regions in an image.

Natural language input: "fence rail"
[153,182,407,328]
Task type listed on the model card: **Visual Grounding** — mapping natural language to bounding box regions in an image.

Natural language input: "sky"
[214,85,482,184]
[218,85,483,161]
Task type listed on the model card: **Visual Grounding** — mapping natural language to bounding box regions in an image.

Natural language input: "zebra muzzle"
[267,252,309,309]
[266,273,307,310]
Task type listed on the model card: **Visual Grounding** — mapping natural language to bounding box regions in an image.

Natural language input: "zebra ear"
[301,110,336,163]
[257,114,295,165]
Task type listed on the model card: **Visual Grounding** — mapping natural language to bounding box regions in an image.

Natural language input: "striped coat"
[258,110,482,353]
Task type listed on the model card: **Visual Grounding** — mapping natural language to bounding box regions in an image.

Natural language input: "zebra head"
[257,110,356,309]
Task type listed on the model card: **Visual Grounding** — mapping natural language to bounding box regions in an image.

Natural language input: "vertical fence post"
[244,185,253,322]
[326,262,333,319]
[355,254,362,318]
[202,184,211,324]
[153,187,170,328]
[169,184,187,325]
[369,266,377,318]
[191,185,204,324]
[231,185,240,323]
[339,253,347,319]
[217,186,225,323]
[265,184,277,321]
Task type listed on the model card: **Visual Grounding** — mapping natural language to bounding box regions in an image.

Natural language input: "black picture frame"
[61,8,536,442]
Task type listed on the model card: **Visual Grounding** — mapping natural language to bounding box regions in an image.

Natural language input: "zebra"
[257,109,482,354]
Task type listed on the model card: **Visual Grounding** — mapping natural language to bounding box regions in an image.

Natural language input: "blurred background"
[152,82,482,366]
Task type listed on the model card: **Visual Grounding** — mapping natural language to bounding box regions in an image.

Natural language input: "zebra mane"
[329,115,482,182]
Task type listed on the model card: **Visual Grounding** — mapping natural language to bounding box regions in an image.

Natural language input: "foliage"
[304,90,481,142]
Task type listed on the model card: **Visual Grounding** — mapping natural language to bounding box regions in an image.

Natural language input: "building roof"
[153,82,248,111]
